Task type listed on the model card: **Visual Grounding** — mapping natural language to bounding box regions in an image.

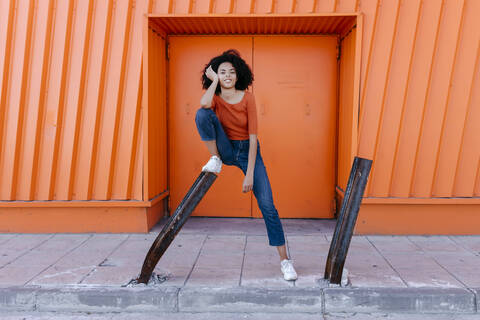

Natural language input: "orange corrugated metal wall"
[1,0,479,205]
[0,0,144,201]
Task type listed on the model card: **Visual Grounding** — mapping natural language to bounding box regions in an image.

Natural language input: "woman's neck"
[220,88,237,98]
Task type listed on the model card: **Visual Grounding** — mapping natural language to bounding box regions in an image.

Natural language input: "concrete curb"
[179,287,323,313]
[0,286,478,314]
[324,287,477,314]
[0,287,36,311]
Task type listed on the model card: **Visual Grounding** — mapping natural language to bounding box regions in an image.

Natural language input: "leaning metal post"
[324,157,372,285]
[137,171,217,284]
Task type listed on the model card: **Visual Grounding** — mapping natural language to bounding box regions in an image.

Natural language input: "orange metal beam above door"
[148,14,357,35]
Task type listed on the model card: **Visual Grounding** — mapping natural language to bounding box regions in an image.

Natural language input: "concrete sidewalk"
[0,218,479,315]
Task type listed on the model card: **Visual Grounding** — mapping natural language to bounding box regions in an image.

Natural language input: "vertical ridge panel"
[86,0,114,200]
[254,0,272,13]
[31,0,55,200]
[0,0,16,199]
[315,0,336,12]
[11,0,36,200]
[336,0,357,13]
[48,0,75,199]
[111,0,145,200]
[475,159,480,196]
[91,0,130,200]
[151,0,169,14]
[0,0,30,200]
[17,0,51,200]
[453,39,480,197]
[272,0,292,13]
[127,66,143,199]
[54,0,90,200]
[364,0,401,197]
[173,0,190,13]
[296,0,316,13]
[433,0,480,196]
[73,0,111,200]
[411,0,465,197]
[356,0,399,183]
[105,0,134,200]
[194,0,211,13]
[369,0,421,197]
[35,0,72,200]
[390,0,443,197]
[215,0,232,13]
[48,0,75,200]
[68,0,94,200]
[356,0,379,158]
[132,105,144,200]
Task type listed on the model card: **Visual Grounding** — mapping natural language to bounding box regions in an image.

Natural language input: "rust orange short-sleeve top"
[211,91,258,140]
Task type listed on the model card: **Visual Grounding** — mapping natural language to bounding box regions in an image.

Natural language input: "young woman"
[195,49,297,281]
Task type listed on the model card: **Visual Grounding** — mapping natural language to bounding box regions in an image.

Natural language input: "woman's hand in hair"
[205,65,218,82]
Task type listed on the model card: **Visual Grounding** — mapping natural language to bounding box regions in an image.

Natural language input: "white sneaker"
[202,155,222,173]
[281,259,298,281]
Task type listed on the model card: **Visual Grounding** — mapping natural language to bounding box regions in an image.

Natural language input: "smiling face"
[217,62,237,89]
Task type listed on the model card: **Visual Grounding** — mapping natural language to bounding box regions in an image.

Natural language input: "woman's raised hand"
[205,65,218,82]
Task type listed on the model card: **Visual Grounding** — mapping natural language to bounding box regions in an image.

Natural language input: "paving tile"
[450,236,480,255]
[162,217,268,236]
[185,266,241,287]
[195,252,243,269]
[201,235,246,253]
[154,266,193,287]
[366,236,421,253]
[279,251,325,288]
[29,265,97,285]
[8,235,90,268]
[0,265,47,286]
[283,218,335,234]
[127,233,158,241]
[294,267,325,288]
[408,236,468,252]
[382,253,466,288]
[105,235,206,268]
[345,252,406,288]
[245,236,278,257]
[286,235,330,254]
[241,252,293,288]
[241,267,294,288]
[42,234,128,268]
[426,252,480,287]
[0,235,52,266]
[155,250,200,270]
[79,266,142,286]
[0,234,17,245]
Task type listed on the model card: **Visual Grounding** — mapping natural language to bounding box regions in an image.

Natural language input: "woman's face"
[217,62,237,89]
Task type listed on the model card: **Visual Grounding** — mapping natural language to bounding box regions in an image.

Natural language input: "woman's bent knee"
[195,107,214,124]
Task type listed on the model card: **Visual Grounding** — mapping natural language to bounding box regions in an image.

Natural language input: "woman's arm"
[243,134,257,193]
[200,66,218,108]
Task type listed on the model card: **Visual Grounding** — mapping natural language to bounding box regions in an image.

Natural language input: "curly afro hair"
[201,49,254,94]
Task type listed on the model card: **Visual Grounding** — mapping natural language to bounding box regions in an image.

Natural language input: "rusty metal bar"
[325,156,372,284]
[137,171,217,284]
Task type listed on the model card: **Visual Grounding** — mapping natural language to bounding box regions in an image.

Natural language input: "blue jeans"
[195,108,286,246]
